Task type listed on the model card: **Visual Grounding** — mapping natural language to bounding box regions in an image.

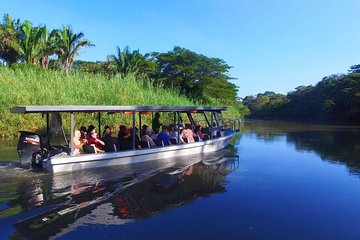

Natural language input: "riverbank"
[0,65,241,137]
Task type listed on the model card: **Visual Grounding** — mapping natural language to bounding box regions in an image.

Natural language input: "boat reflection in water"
[0,150,239,239]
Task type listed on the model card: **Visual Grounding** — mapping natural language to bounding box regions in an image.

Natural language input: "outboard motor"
[17,131,47,169]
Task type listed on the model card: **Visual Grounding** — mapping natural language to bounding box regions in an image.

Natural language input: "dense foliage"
[243,70,360,123]
[77,46,243,109]
[152,46,238,103]
[0,65,242,137]
[0,14,93,70]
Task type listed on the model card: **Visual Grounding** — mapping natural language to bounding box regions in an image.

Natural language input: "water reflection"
[0,150,239,239]
[243,120,360,174]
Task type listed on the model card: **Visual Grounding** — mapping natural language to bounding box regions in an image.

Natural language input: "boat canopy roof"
[10,105,227,114]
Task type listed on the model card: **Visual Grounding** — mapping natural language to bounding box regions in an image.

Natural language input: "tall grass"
[0,65,241,137]
[0,65,193,137]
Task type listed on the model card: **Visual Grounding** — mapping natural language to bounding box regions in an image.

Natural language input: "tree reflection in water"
[0,152,239,239]
[243,120,360,174]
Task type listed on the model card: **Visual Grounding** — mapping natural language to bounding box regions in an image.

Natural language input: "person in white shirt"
[170,126,185,144]
[141,128,157,147]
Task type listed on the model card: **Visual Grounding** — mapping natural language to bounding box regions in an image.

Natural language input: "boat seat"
[154,140,164,147]
[118,141,133,150]
[102,137,119,152]
[140,140,150,148]
[83,144,96,154]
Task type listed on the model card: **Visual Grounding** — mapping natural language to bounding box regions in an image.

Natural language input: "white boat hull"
[45,133,235,173]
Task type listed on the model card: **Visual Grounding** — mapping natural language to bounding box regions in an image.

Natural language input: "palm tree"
[107,46,146,76]
[0,14,21,65]
[38,26,56,68]
[17,20,44,64]
[54,25,94,71]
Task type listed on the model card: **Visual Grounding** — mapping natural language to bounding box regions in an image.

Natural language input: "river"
[0,120,360,239]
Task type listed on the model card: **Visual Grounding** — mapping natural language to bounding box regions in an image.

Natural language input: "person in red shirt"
[88,129,105,153]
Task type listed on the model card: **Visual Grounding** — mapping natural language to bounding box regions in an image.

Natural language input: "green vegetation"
[0,65,241,137]
[0,14,245,138]
[0,14,93,70]
[243,67,360,123]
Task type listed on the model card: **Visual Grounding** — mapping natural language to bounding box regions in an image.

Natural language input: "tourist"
[128,127,141,149]
[152,112,161,134]
[72,130,87,155]
[141,128,157,147]
[181,124,196,143]
[88,129,105,153]
[141,124,148,137]
[170,125,185,144]
[195,125,205,140]
[87,125,95,139]
[118,125,128,141]
[80,126,87,139]
[157,125,172,146]
[101,126,119,152]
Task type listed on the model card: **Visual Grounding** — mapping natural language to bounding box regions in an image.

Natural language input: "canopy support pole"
[98,112,101,136]
[177,111,181,144]
[139,112,142,137]
[210,111,213,139]
[203,112,210,128]
[46,113,50,145]
[132,112,136,150]
[70,112,74,156]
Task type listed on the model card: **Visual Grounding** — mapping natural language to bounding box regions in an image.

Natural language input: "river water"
[1,120,360,239]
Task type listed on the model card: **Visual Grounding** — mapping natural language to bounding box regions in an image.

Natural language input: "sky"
[2,0,360,98]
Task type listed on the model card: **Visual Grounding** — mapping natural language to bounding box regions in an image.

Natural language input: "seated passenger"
[72,130,88,155]
[195,125,205,140]
[118,125,128,141]
[101,126,119,152]
[86,125,95,140]
[128,127,141,149]
[211,123,220,138]
[157,125,171,146]
[80,126,87,139]
[88,129,105,153]
[170,125,185,144]
[181,124,196,143]
[141,128,157,147]
[141,124,148,137]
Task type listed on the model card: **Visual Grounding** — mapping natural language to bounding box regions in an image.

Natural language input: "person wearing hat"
[157,125,172,146]
[141,127,157,147]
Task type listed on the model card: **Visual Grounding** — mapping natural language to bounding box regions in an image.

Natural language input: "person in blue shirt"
[157,125,172,146]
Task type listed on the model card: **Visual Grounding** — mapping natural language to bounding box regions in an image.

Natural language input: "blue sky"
[2,0,360,98]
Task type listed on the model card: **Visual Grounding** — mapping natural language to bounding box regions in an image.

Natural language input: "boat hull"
[45,133,235,173]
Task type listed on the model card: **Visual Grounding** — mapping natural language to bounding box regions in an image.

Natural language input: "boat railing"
[224,118,242,131]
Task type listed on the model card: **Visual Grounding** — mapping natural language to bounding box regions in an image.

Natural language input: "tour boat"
[10,105,240,173]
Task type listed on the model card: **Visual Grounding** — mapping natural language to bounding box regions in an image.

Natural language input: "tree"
[0,14,21,65]
[72,60,115,75]
[16,20,43,64]
[107,46,147,76]
[54,25,93,71]
[153,46,236,102]
[349,64,360,73]
[38,26,56,68]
